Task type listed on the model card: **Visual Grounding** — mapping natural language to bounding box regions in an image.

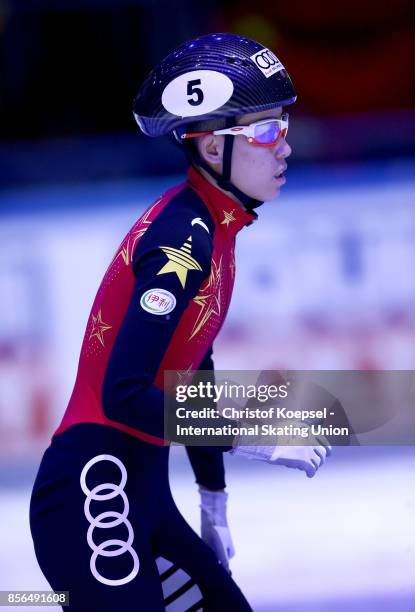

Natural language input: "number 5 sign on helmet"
[133,33,296,137]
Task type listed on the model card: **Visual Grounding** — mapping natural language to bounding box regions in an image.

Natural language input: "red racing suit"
[54,166,255,457]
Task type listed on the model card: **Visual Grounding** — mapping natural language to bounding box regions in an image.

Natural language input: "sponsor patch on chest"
[140,288,176,315]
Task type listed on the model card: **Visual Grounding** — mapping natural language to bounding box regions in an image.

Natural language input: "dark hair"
[181,117,234,155]
[186,117,228,133]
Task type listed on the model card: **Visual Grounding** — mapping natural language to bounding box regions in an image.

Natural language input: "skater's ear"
[196,133,224,171]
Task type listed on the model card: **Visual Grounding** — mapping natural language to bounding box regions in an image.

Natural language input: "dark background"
[0,0,413,186]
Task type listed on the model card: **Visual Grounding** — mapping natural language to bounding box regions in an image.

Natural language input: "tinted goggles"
[181,113,289,147]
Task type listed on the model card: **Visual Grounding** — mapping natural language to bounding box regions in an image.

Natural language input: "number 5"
[187,79,204,106]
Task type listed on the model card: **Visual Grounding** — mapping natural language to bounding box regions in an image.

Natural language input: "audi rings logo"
[254,50,278,69]
[80,454,140,587]
[250,48,284,78]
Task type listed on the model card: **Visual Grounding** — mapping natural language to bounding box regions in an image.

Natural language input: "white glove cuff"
[199,488,228,526]
[199,488,228,510]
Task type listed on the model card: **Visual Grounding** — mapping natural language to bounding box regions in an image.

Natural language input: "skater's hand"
[232,422,332,478]
[199,487,235,573]
[269,441,331,478]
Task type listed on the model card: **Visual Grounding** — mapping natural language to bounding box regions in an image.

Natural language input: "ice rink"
[1,447,415,611]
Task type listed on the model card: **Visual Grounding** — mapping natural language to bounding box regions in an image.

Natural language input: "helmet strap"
[216,129,263,212]
[176,119,263,213]
[217,118,234,188]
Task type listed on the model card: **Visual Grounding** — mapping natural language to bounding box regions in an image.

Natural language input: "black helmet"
[133,33,296,137]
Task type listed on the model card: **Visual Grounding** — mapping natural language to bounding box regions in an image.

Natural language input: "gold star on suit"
[221,210,236,227]
[229,253,236,280]
[157,236,202,289]
[189,257,222,340]
[111,199,159,267]
[176,364,194,384]
[89,309,112,347]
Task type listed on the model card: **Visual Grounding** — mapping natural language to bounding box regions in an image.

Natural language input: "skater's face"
[196,107,292,203]
[230,107,292,201]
